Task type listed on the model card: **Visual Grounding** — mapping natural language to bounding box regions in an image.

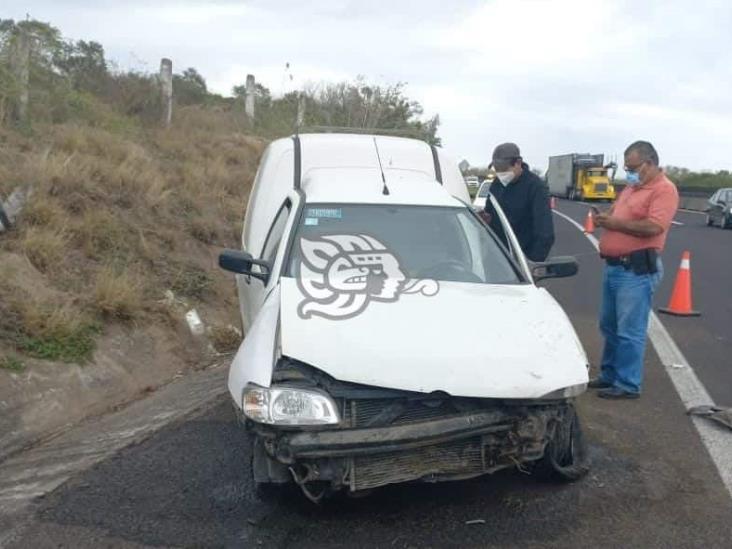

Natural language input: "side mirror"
[218,249,271,283]
[531,256,579,282]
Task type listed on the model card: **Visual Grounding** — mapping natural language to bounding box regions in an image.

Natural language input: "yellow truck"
[547,153,617,201]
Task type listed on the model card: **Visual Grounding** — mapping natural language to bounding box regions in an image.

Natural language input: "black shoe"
[588,378,613,389]
[597,387,640,400]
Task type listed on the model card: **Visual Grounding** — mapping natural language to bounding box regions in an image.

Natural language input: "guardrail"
[678,195,709,212]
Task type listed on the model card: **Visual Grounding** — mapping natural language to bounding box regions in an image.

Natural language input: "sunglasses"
[624,160,646,172]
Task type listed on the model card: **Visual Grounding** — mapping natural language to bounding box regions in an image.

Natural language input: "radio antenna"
[373,138,390,195]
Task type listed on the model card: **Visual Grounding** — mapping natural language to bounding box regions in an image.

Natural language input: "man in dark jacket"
[482,143,554,262]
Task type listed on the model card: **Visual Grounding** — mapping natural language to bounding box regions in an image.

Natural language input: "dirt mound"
[0,107,267,458]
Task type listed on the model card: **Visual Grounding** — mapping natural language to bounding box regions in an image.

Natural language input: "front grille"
[338,398,554,491]
[350,437,484,490]
[342,398,466,428]
[594,183,608,192]
[326,397,560,491]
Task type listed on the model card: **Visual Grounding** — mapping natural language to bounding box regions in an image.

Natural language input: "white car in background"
[473,180,492,210]
[464,175,480,195]
[219,133,590,501]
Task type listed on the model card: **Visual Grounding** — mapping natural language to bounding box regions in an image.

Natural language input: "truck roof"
[242,133,470,256]
[302,168,462,207]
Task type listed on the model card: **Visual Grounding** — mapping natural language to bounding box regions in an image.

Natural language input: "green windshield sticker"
[307,208,342,219]
[304,217,319,226]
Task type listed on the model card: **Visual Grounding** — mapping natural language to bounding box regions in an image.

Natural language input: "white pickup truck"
[219,133,589,501]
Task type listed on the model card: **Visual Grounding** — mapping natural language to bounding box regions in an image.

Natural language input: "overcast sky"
[6,0,732,171]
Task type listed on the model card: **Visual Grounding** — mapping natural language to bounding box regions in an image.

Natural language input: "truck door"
[238,194,300,332]
[486,194,532,279]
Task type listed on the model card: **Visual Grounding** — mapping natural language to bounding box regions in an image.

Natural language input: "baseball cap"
[491,143,521,171]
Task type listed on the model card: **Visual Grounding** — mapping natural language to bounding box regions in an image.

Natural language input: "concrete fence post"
[244,74,255,119]
[0,185,33,233]
[10,27,31,125]
[296,92,305,128]
[159,58,173,127]
[0,202,11,232]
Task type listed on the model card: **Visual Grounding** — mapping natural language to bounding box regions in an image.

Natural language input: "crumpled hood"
[279,277,588,399]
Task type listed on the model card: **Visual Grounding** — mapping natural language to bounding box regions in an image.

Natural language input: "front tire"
[706,214,713,226]
[534,404,589,482]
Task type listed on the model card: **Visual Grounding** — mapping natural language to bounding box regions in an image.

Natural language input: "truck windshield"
[286,204,522,285]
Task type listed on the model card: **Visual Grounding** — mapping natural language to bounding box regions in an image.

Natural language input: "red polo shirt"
[599,171,679,257]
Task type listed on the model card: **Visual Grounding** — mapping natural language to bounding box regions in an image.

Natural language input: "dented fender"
[228,285,281,408]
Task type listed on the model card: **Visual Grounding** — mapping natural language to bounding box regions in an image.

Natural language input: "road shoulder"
[0,361,228,547]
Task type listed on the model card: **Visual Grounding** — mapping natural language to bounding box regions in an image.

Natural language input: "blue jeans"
[599,259,663,394]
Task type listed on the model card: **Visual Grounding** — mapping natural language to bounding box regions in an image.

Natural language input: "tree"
[173,67,207,105]
[300,78,440,143]
[0,18,66,123]
[664,165,732,192]
[232,81,272,110]
[55,40,108,94]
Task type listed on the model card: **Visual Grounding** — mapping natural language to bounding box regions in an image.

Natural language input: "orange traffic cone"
[583,209,595,234]
[550,196,557,209]
[659,251,700,317]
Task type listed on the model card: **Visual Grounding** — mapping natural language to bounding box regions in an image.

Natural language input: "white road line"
[671,220,684,226]
[553,209,732,500]
[678,208,706,215]
[553,209,600,248]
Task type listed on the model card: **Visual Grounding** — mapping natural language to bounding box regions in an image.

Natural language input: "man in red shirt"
[590,141,679,399]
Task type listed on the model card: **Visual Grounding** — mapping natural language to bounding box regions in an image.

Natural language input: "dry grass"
[209,324,242,353]
[0,107,267,365]
[0,279,98,363]
[22,226,69,272]
[92,268,145,320]
[20,195,67,227]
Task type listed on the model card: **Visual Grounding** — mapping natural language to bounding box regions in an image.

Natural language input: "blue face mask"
[626,171,641,185]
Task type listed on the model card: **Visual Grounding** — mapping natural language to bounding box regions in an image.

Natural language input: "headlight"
[243,384,340,425]
[540,383,587,399]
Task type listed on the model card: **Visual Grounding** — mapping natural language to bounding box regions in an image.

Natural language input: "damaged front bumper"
[249,399,569,493]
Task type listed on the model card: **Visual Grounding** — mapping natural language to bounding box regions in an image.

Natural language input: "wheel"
[533,404,589,482]
[577,188,584,202]
[706,214,713,226]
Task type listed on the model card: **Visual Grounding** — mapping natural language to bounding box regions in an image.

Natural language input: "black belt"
[603,255,631,267]
[601,248,658,274]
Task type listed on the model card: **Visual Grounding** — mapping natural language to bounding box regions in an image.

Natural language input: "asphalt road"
[4,200,732,548]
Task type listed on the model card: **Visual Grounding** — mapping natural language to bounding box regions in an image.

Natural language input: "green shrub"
[19,322,100,363]
[0,355,24,371]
